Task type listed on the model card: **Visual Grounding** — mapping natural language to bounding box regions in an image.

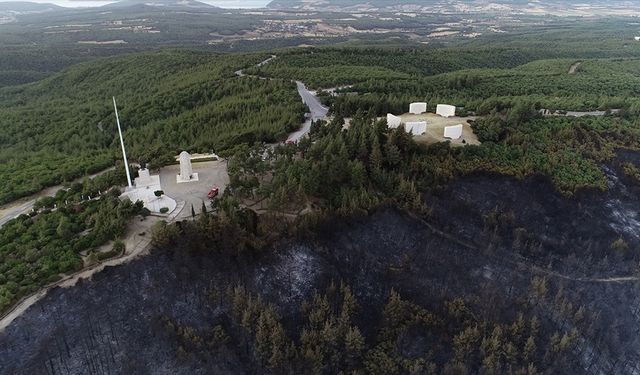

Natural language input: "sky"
[0,0,271,8]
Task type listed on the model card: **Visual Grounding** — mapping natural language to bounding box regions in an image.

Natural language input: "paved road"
[0,167,115,228]
[287,81,329,142]
[234,56,329,143]
[234,55,276,77]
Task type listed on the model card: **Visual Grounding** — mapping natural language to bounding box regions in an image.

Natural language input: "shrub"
[610,238,629,253]
[623,163,640,183]
[97,249,119,261]
[151,221,179,249]
[160,207,169,214]
[112,239,126,254]
[140,207,151,217]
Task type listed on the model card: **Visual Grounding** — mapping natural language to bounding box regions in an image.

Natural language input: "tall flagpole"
[113,97,132,188]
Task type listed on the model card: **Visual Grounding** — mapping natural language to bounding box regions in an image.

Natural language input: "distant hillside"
[105,0,216,9]
[266,0,640,14]
[0,1,62,12]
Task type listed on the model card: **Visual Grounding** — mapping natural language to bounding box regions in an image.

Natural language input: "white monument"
[436,104,456,118]
[405,121,427,135]
[177,151,199,183]
[409,102,427,114]
[134,168,158,188]
[114,98,175,214]
[387,113,402,128]
[444,124,464,139]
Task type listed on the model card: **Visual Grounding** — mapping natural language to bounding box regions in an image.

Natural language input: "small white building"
[444,124,464,139]
[405,121,427,135]
[387,113,402,128]
[409,102,427,115]
[436,104,456,118]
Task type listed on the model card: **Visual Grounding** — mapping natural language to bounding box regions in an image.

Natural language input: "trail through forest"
[0,200,185,332]
[0,167,115,228]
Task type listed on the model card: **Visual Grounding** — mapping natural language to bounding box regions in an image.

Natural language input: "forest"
[0,168,144,314]
[2,15,640,374]
[0,50,306,205]
[251,49,640,116]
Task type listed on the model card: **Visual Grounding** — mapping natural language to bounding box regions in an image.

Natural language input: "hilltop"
[0,1,62,12]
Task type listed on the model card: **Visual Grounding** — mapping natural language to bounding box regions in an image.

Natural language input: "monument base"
[176,172,199,184]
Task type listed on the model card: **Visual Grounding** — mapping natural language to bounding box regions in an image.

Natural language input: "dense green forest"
[252,49,640,115]
[0,50,306,204]
[0,168,144,313]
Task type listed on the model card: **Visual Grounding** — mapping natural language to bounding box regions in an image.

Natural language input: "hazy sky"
[0,0,271,8]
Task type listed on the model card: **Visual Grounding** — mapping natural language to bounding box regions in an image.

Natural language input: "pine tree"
[255,312,272,366]
[56,216,73,240]
[523,336,536,363]
[344,326,365,369]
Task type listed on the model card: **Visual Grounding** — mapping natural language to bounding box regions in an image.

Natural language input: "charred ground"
[1,151,639,374]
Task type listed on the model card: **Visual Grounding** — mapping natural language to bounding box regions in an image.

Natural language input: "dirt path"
[569,61,582,74]
[0,200,186,332]
[0,166,115,228]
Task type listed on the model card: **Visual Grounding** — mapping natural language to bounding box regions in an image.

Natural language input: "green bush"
[112,239,125,255]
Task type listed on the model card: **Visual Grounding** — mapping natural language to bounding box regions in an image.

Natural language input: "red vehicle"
[207,186,220,199]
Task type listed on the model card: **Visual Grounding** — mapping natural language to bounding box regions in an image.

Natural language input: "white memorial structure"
[444,124,464,139]
[405,121,427,135]
[436,104,456,118]
[387,113,402,128]
[177,151,199,183]
[409,102,427,115]
[113,97,176,214]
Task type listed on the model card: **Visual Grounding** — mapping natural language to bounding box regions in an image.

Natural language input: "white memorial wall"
[444,124,464,139]
[387,113,402,128]
[405,121,427,135]
[436,104,456,118]
[409,102,427,114]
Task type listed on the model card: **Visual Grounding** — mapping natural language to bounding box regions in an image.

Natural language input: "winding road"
[235,55,329,143]
[287,81,329,142]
